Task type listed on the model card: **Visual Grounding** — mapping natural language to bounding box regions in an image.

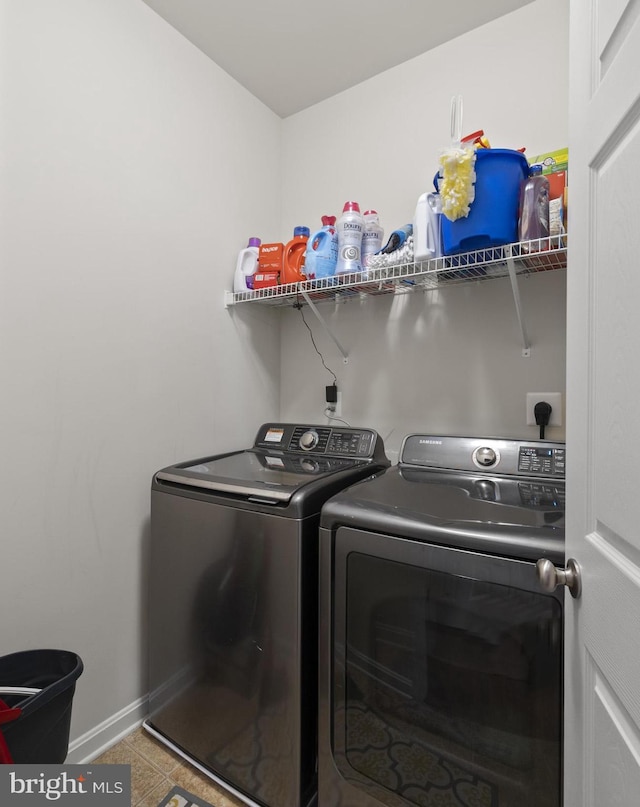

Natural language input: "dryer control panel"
[517,446,565,477]
[400,434,566,479]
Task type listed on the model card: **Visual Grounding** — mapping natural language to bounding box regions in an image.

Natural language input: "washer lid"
[156,448,366,503]
[155,423,388,503]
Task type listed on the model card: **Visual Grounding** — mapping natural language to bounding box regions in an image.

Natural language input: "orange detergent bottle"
[281,226,310,285]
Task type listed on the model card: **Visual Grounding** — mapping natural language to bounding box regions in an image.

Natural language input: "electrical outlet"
[526,393,562,427]
[330,390,342,418]
[325,384,341,418]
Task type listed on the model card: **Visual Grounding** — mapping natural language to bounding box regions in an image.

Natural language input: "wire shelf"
[224,234,567,309]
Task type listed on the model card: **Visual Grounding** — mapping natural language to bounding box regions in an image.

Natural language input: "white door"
[565,1,640,804]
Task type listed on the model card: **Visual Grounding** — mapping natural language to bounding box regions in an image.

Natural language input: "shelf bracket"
[504,245,531,356]
[299,290,348,362]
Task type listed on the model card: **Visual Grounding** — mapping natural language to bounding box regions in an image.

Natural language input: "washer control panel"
[254,423,384,461]
[288,426,374,457]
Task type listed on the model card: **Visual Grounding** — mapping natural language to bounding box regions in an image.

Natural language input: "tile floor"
[92,726,245,807]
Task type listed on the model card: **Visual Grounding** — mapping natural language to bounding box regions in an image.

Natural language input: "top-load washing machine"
[144,422,388,807]
[318,434,566,807]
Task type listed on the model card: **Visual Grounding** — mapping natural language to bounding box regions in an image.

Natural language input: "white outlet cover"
[526,393,562,426]
[334,390,342,418]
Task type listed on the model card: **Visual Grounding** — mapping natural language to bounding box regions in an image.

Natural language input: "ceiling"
[141,0,534,118]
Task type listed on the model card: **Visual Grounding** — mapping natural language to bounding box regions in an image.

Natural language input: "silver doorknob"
[536,557,582,599]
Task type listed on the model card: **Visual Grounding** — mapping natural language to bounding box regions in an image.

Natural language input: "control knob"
[299,430,319,451]
[473,446,498,467]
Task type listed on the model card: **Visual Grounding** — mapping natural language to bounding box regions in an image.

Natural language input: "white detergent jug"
[233,237,261,293]
[413,192,442,262]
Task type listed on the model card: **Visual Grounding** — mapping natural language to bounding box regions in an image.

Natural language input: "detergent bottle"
[413,193,442,262]
[304,216,338,281]
[233,237,261,293]
[335,201,364,276]
[518,164,550,251]
[281,226,310,285]
[361,210,384,274]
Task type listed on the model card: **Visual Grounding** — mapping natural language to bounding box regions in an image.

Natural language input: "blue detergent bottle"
[304,216,338,280]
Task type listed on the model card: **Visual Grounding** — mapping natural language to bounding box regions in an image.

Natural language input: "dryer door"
[319,526,563,807]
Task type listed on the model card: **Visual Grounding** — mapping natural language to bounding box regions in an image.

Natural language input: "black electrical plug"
[326,383,338,411]
[534,401,552,440]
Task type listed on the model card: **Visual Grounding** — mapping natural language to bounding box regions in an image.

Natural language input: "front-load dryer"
[319,434,566,807]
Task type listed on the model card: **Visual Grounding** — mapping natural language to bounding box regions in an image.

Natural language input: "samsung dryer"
[319,434,566,807]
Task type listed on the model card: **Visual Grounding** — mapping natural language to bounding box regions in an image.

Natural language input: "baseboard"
[65,694,149,763]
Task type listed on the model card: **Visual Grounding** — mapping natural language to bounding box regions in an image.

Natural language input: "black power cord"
[294,295,337,385]
[534,401,553,439]
[295,294,351,425]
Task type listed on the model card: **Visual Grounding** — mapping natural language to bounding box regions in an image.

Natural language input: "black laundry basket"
[0,649,83,763]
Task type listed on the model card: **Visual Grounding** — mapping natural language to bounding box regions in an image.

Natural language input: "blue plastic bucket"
[437,149,529,256]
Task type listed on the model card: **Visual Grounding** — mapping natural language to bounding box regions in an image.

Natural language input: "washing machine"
[318,434,566,807]
[144,422,388,807]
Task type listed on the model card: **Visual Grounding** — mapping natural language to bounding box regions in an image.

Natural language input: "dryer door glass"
[332,528,562,807]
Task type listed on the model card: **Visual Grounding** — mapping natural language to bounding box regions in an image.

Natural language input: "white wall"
[280,0,569,461]
[0,0,281,746]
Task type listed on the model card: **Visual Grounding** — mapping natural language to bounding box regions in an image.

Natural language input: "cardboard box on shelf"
[259,242,284,273]
[529,147,568,175]
[529,148,568,234]
[253,270,280,289]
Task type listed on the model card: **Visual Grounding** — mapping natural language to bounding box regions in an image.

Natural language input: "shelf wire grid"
[225,234,567,309]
